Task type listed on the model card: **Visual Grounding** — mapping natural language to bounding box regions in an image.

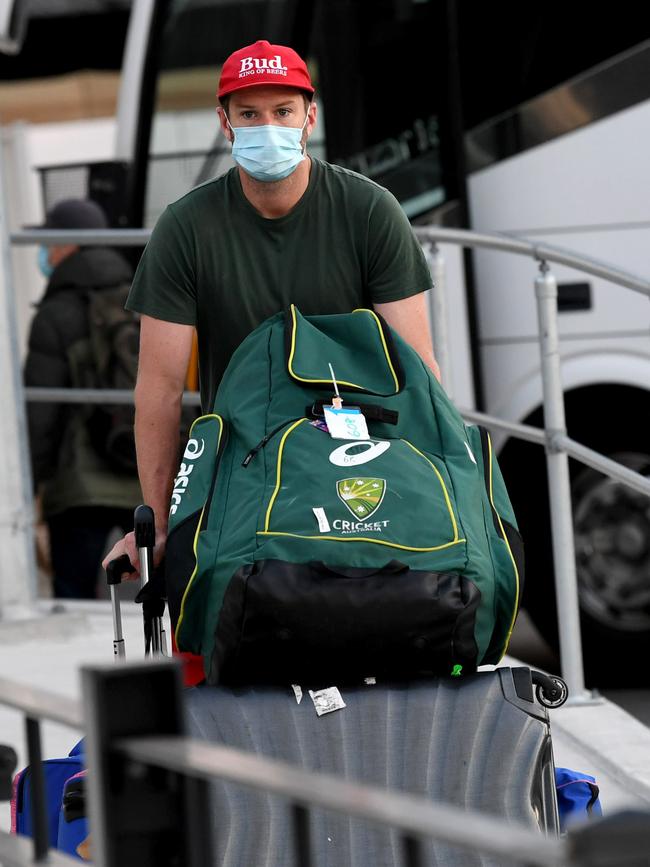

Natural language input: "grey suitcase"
[185,666,560,867]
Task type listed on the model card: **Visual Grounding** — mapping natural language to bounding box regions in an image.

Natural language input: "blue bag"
[11,739,85,853]
[555,767,603,832]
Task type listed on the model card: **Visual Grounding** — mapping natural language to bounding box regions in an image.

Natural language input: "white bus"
[6,0,650,686]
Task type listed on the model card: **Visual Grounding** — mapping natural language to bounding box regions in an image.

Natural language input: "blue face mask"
[38,245,54,279]
[228,112,310,182]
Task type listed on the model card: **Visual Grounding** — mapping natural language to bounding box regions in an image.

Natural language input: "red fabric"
[218,39,314,99]
[171,632,205,687]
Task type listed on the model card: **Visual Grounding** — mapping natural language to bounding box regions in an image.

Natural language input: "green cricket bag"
[165,305,523,685]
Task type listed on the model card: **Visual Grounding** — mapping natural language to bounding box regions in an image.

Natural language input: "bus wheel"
[572,451,650,686]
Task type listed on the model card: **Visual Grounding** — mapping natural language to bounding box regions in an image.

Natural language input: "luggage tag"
[323,364,369,441]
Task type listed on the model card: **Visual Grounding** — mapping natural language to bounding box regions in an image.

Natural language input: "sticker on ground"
[309,687,346,716]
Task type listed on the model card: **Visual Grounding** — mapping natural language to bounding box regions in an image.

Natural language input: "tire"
[572,450,650,686]
[498,386,650,688]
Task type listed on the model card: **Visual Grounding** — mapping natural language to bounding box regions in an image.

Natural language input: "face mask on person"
[37,245,54,278]
[227,110,310,182]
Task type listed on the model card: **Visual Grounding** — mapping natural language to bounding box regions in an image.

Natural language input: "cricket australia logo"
[336,478,386,520]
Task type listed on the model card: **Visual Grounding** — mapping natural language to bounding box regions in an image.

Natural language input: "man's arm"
[102,315,194,576]
[135,315,195,532]
[374,293,442,383]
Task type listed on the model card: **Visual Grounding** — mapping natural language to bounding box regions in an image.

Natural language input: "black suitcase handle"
[134,504,155,550]
[105,554,136,586]
[105,505,167,660]
[105,506,155,585]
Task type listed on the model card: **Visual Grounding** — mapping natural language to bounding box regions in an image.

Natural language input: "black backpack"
[68,284,140,473]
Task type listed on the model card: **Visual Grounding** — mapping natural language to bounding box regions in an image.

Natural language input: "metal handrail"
[461,408,547,444]
[0,676,83,728]
[117,733,566,866]
[12,225,650,296]
[23,386,201,406]
[11,228,151,246]
[413,226,650,296]
[464,411,650,497]
[551,433,650,498]
[21,388,650,497]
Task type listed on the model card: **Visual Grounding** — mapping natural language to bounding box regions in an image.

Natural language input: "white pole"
[0,130,37,614]
[534,262,590,702]
[423,241,453,399]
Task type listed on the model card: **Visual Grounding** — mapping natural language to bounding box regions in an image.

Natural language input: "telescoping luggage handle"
[105,554,131,659]
[105,505,167,660]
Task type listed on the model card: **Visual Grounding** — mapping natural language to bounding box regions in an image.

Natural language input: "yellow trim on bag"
[264,417,308,531]
[287,304,399,393]
[174,505,204,647]
[352,307,400,393]
[174,413,223,646]
[287,304,362,388]
[400,439,459,541]
[486,431,521,660]
[187,412,220,436]
[257,531,467,553]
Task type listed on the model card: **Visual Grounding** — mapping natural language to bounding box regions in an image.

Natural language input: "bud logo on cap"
[239,55,288,76]
[218,39,314,99]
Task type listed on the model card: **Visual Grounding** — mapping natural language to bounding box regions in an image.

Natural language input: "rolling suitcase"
[185,666,567,867]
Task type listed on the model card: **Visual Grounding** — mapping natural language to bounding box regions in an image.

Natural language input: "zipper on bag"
[478,426,504,538]
[242,417,303,467]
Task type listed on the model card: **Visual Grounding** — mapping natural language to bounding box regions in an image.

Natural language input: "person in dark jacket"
[24,199,141,598]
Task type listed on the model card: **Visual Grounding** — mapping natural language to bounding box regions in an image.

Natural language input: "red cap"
[218,39,314,99]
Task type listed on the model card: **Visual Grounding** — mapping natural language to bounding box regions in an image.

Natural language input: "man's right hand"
[102,529,167,582]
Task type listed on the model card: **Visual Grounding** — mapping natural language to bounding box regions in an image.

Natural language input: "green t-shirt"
[127,157,431,409]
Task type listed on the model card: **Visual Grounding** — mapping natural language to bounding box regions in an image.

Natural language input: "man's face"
[218,85,316,145]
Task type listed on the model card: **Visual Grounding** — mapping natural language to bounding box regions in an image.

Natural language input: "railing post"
[423,241,453,398]
[534,262,590,702]
[82,660,213,867]
[24,716,49,861]
[291,803,312,867]
[0,127,38,615]
[402,834,426,866]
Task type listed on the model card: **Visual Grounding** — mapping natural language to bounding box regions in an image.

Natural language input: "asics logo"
[169,438,205,516]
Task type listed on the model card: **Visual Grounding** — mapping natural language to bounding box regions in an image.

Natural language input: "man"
[104,39,439,578]
[25,198,141,597]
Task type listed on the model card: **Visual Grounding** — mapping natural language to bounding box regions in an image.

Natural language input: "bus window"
[142,0,325,226]
[312,0,448,219]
